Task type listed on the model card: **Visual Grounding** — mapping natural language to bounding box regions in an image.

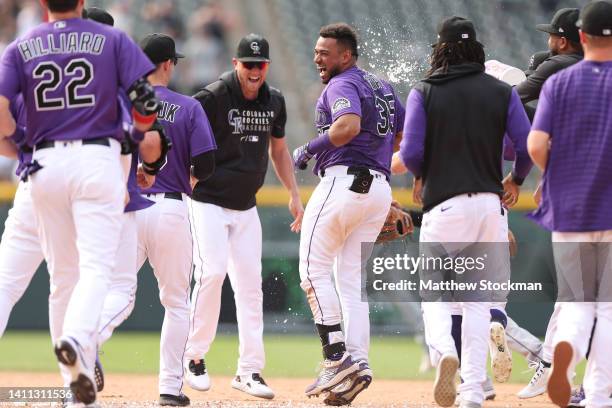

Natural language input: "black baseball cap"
[536,8,580,42]
[434,16,480,47]
[140,33,185,64]
[236,33,270,62]
[82,7,114,27]
[577,1,612,37]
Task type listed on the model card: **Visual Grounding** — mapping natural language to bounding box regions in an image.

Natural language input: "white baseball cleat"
[517,361,549,399]
[184,359,210,391]
[231,373,274,399]
[433,353,459,407]
[488,322,512,383]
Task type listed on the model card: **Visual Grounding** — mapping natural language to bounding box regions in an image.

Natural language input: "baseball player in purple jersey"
[129,33,216,407]
[292,23,405,405]
[0,0,160,404]
[527,2,612,407]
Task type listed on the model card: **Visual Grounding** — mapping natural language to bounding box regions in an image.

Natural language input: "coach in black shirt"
[183,34,303,399]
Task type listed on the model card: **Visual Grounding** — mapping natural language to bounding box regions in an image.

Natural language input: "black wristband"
[511,172,525,186]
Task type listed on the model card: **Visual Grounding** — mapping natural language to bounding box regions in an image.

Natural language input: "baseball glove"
[376,202,414,244]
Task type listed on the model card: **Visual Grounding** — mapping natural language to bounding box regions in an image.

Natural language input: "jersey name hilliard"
[17,30,106,62]
[157,100,181,124]
[228,108,275,139]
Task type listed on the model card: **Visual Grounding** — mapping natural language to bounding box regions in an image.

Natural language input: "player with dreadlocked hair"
[427,38,485,77]
[392,16,532,408]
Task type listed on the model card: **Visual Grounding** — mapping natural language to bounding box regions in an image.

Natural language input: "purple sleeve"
[190,102,217,157]
[399,89,427,178]
[394,93,406,135]
[0,43,20,100]
[531,78,554,135]
[505,88,533,181]
[503,134,516,161]
[326,80,361,122]
[117,31,155,91]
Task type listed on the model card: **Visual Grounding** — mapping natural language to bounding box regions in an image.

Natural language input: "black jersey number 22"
[33,58,95,111]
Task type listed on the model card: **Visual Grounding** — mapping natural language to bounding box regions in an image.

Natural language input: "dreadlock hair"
[427,40,485,77]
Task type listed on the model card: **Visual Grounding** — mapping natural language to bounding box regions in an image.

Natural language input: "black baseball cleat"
[159,393,190,407]
[54,337,97,405]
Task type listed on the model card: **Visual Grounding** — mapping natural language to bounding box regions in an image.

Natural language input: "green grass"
[0,331,584,382]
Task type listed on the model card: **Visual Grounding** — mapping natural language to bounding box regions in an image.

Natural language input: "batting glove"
[293,143,314,170]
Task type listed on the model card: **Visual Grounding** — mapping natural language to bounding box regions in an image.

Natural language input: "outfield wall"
[1,189,554,336]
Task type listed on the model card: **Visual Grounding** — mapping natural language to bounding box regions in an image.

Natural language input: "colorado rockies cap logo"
[250,41,261,54]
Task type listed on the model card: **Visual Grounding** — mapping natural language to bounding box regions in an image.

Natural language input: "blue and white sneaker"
[305,353,359,397]
[567,385,586,408]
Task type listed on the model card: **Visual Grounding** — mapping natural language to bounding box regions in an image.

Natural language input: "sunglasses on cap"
[242,61,268,70]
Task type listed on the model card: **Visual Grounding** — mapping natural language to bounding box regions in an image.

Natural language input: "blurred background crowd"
[0,0,585,188]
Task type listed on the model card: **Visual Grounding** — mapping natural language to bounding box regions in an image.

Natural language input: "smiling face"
[233,59,269,100]
[314,36,351,84]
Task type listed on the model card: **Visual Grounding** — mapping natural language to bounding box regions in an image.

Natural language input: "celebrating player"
[292,22,405,405]
[184,33,302,399]
[392,16,532,408]
[527,2,612,406]
[0,0,159,404]
[130,32,216,407]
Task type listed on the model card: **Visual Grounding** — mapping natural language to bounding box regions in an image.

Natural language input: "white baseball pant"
[0,181,44,337]
[298,165,391,363]
[97,211,138,345]
[136,193,192,395]
[551,231,612,408]
[185,202,265,376]
[30,139,125,374]
[420,193,509,405]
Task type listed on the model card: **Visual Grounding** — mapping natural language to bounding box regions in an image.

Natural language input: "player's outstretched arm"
[128,78,160,132]
[0,96,16,138]
[270,137,304,232]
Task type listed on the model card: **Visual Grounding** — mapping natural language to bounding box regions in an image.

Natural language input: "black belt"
[35,137,111,150]
[146,192,182,201]
[320,165,389,181]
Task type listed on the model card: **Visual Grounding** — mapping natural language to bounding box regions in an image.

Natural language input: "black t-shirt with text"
[191,71,287,210]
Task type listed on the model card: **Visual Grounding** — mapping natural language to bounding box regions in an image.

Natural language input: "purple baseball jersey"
[0,18,154,145]
[313,66,405,177]
[141,86,216,196]
[528,60,612,232]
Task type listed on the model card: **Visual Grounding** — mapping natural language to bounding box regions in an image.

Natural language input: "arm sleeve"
[191,150,215,181]
[327,80,362,122]
[399,88,427,178]
[117,31,155,91]
[0,43,21,100]
[189,102,217,157]
[505,89,533,182]
[515,59,561,104]
[531,79,555,135]
[271,95,287,138]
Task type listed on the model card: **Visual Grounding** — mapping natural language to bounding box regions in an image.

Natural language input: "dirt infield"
[0,372,554,407]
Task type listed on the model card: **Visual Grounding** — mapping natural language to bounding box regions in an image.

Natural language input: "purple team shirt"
[399,87,532,180]
[0,18,154,145]
[529,60,612,232]
[313,66,405,178]
[141,86,216,196]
